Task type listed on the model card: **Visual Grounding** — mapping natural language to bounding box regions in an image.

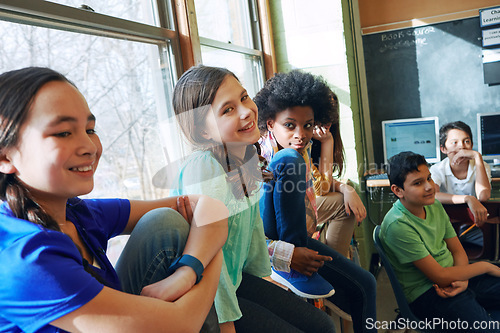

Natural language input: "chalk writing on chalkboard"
[379,27,436,53]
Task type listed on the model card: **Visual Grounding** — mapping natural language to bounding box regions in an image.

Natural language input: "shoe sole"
[270,271,335,299]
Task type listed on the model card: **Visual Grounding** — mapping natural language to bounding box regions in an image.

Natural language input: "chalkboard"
[363,17,500,166]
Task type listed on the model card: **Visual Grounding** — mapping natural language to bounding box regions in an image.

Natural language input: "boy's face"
[391,164,436,211]
[441,129,472,158]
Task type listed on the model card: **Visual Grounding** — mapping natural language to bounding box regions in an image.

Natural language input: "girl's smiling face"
[201,75,260,158]
[266,106,314,154]
[2,80,102,202]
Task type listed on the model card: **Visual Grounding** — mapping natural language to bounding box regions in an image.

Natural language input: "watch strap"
[167,254,204,284]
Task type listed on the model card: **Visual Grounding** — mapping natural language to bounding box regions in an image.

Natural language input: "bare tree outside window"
[0,18,171,200]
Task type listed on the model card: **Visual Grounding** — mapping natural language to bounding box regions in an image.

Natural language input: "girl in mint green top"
[171,150,270,322]
[169,65,335,332]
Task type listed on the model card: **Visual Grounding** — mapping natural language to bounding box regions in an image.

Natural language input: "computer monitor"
[382,117,440,164]
[477,112,500,163]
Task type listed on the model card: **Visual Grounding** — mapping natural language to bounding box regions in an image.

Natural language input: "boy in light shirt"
[430,121,491,245]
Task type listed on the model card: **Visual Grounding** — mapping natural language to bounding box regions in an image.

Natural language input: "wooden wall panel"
[358,0,500,34]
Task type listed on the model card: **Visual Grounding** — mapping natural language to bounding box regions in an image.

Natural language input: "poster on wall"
[480,6,500,28]
[482,27,500,47]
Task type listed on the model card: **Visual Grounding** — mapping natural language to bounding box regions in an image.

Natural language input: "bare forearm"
[128,195,228,268]
[434,191,468,205]
[174,250,223,319]
[183,195,228,268]
[474,154,491,201]
[434,261,495,287]
[451,247,469,267]
[318,138,334,182]
[52,252,223,333]
[220,321,236,333]
[335,181,353,195]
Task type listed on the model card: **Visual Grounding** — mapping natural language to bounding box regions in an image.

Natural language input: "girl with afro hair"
[255,70,376,333]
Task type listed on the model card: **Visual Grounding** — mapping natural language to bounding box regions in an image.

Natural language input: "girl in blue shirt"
[169,65,334,333]
[0,67,228,333]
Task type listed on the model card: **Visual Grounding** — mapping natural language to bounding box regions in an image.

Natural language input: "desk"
[366,178,500,188]
[365,177,500,261]
[444,202,500,261]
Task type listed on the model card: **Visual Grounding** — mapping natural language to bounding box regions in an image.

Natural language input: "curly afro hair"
[254,70,337,133]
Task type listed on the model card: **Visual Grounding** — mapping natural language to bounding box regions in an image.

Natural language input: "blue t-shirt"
[0,198,130,333]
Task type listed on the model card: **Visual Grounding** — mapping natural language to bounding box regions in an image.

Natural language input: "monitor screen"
[477,112,500,162]
[382,117,440,164]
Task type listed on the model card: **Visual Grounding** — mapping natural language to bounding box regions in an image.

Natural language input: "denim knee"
[269,149,307,190]
[134,207,190,241]
[269,148,305,172]
[116,207,190,293]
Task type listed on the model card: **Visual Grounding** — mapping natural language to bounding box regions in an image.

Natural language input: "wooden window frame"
[173,0,276,79]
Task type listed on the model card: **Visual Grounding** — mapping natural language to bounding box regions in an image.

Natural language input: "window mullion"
[0,0,175,44]
[172,0,202,71]
[256,0,276,79]
[199,36,262,57]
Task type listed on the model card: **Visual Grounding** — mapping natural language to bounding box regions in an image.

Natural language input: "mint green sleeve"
[174,151,228,202]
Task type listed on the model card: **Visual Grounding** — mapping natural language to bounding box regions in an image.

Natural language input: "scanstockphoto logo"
[365,317,500,331]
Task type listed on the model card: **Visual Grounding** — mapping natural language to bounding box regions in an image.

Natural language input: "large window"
[0,1,271,201]
[0,0,178,200]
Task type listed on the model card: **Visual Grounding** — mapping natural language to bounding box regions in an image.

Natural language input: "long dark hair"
[0,67,111,286]
[172,65,270,198]
[0,67,72,231]
[311,91,344,177]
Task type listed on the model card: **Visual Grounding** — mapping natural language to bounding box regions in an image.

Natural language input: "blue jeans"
[261,148,377,333]
[261,149,309,247]
[410,274,500,333]
[115,208,219,332]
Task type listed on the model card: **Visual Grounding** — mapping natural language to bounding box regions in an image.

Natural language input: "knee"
[323,191,345,205]
[136,207,190,239]
[271,148,303,166]
[270,149,306,177]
